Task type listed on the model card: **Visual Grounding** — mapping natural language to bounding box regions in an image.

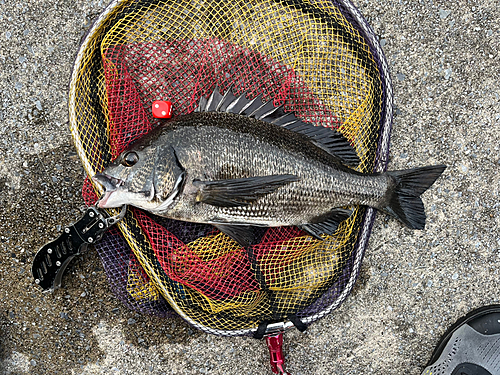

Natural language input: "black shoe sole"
[425,304,500,368]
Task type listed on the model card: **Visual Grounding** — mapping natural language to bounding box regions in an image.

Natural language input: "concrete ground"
[0,0,499,374]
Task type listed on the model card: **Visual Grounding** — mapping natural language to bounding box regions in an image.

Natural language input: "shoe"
[421,305,500,375]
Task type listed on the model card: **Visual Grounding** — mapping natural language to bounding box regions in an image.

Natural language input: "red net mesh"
[103,39,342,159]
[135,210,260,300]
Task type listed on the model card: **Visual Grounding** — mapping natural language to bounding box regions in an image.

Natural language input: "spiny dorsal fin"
[195,87,360,166]
[217,88,237,112]
[205,87,224,112]
[195,95,208,112]
[239,94,264,116]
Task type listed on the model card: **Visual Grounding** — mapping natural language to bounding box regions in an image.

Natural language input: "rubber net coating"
[70,0,386,335]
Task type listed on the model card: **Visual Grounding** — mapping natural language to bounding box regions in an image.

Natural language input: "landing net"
[70,0,392,335]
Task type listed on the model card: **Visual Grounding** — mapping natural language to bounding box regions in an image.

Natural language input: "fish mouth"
[92,173,124,208]
[93,173,123,191]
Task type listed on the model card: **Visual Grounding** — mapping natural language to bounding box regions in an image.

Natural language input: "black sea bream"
[93,88,446,246]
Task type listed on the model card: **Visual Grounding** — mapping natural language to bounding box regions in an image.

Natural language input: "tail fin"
[382,165,446,230]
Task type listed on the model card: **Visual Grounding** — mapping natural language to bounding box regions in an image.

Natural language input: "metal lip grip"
[32,205,127,292]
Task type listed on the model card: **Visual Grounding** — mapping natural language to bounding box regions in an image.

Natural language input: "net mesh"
[70,0,390,335]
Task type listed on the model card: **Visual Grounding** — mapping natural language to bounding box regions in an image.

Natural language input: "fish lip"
[92,173,124,192]
[97,191,113,208]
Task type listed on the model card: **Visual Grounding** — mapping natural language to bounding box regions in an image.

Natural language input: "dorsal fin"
[205,87,225,112]
[283,122,360,166]
[217,88,237,112]
[195,87,360,167]
[195,95,208,112]
[239,94,264,116]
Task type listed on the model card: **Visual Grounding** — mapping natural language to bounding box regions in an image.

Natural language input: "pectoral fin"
[193,174,300,207]
[299,208,352,240]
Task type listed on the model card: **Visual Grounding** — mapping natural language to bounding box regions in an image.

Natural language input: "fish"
[93,87,446,246]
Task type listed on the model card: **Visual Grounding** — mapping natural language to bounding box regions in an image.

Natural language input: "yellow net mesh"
[70,0,385,334]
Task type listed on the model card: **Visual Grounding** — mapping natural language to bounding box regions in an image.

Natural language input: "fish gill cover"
[70,0,391,335]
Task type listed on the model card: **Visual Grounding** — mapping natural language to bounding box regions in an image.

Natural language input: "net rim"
[68,0,393,336]
[69,1,118,195]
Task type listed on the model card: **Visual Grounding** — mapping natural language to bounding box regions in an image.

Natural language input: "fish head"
[93,144,160,210]
[93,141,185,212]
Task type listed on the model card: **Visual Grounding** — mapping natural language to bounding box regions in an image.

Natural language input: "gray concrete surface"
[0,0,499,374]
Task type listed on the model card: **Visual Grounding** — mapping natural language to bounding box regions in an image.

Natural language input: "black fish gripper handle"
[31,206,126,292]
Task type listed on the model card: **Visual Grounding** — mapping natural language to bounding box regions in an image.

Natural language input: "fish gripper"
[31,205,127,292]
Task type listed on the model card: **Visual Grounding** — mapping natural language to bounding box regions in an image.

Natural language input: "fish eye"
[121,151,139,167]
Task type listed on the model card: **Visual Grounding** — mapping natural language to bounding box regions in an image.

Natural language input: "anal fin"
[299,208,352,240]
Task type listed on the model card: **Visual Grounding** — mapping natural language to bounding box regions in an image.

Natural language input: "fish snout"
[92,173,123,192]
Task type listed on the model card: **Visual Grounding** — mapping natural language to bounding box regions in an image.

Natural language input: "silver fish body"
[157,113,384,223]
[93,90,445,244]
